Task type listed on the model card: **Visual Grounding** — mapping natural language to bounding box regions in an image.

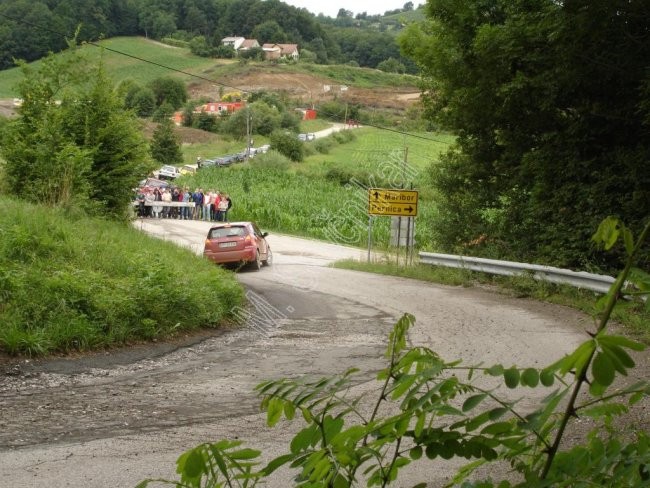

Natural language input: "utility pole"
[245,107,251,161]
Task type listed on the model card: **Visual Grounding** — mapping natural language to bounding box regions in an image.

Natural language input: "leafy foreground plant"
[139,217,650,487]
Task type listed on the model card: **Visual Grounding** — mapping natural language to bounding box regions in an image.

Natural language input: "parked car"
[203,222,272,270]
[202,156,235,167]
[179,164,197,175]
[156,165,181,179]
[139,177,169,190]
[298,133,315,142]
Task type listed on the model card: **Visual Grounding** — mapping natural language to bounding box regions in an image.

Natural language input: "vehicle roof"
[208,221,255,228]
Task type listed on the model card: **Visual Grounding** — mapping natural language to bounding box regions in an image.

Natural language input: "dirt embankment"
[188,70,421,111]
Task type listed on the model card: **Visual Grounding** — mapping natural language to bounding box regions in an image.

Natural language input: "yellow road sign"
[368,188,418,217]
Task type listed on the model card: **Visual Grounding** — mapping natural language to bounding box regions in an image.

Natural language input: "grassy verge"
[332,259,650,342]
[0,196,244,356]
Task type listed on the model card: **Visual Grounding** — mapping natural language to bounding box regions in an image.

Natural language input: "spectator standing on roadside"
[224,194,232,222]
[192,188,203,220]
[171,187,180,219]
[144,189,154,218]
[202,189,212,221]
[217,192,229,222]
[152,188,163,218]
[182,187,192,220]
[212,191,221,221]
[136,188,146,218]
[161,188,172,218]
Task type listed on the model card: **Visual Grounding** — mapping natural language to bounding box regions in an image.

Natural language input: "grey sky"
[282,1,418,19]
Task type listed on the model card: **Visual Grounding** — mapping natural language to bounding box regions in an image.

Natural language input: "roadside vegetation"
[0,196,244,356]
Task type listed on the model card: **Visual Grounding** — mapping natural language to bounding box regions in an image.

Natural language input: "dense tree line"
[401,0,649,271]
[0,0,414,71]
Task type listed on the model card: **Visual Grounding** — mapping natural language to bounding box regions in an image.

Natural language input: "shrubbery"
[0,197,244,356]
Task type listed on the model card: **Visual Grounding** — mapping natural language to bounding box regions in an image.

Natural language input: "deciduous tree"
[400,0,650,270]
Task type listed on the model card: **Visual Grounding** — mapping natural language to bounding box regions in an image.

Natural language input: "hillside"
[0,37,421,110]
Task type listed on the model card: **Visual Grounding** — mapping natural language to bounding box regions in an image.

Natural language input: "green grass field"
[0,37,206,97]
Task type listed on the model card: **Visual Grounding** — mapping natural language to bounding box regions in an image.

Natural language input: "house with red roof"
[196,101,245,116]
[262,43,299,61]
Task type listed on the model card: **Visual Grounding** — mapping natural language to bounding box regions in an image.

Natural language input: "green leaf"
[283,400,296,420]
[396,414,411,437]
[487,407,508,421]
[409,446,423,460]
[323,415,344,442]
[540,369,555,387]
[262,453,296,476]
[481,421,514,436]
[425,443,439,459]
[462,393,487,412]
[503,368,520,388]
[581,402,628,420]
[629,267,650,292]
[623,228,634,256]
[465,411,491,432]
[290,425,319,454]
[301,407,312,423]
[597,334,645,352]
[601,343,634,374]
[589,380,607,397]
[592,216,622,250]
[592,351,615,387]
[229,448,261,460]
[521,368,539,387]
[629,391,644,405]
[391,374,417,399]
[485,364,504,376]
[414,410,426,438]
[266,397,284,427]
[182,449,206,479]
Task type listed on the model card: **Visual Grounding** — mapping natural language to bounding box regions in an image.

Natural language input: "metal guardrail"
[419,252,616,294]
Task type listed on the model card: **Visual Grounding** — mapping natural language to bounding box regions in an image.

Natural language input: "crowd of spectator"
[135,186,233,222]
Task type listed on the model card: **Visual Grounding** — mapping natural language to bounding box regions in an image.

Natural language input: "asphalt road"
[0,218,601,487]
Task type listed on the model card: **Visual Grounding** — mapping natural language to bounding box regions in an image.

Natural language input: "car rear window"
[208,226,247,239]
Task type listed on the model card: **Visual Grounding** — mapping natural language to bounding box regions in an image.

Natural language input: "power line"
[0,12,452,145]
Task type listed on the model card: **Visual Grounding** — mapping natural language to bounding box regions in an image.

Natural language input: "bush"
[269,130,304,162]
[332,129,356,144]
[249,150,290,172]
[0,197,244,356]
[313,138,333,154]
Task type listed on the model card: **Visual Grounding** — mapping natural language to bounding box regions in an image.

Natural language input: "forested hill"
[0,0,420,72]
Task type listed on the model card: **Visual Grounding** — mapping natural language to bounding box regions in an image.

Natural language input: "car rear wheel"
[262,247,272,266]
[252,250,262,270]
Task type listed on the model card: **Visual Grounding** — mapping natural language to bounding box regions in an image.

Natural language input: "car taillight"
[243,235,253,247]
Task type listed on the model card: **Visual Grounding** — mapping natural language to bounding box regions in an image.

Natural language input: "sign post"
[367,188,419,217]
[367,189,419,261]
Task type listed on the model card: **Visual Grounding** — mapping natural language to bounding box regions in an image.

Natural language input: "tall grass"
[0,196,244,356]
[177,128,451,250]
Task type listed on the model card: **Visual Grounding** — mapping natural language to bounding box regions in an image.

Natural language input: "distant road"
[313,122,360,139]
